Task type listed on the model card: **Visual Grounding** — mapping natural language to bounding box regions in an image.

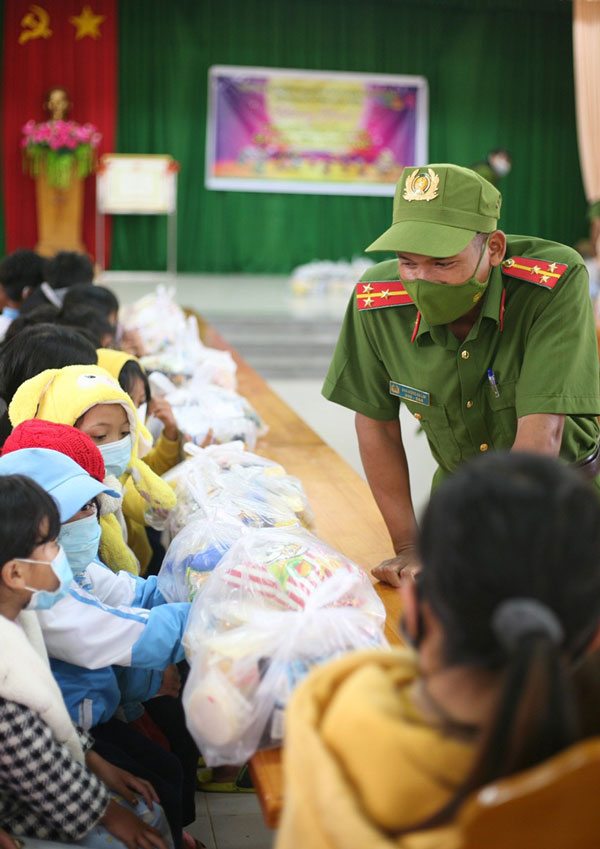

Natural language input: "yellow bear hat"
[96,348,139,382]
[9,364,153,457]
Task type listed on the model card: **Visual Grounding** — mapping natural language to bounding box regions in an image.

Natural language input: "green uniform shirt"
[323,235,600,477]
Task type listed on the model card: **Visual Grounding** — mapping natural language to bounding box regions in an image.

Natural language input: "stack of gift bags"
[121,288,388,766]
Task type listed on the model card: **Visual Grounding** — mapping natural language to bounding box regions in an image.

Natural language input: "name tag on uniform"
[389,381,430,406]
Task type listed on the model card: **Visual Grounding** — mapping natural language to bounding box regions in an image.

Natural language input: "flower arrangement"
[21,120,102,189]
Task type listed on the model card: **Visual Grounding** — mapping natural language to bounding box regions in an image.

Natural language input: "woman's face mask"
[97,434,132,478]
[20,546,73,610]
[400,237,491,326]
[59,512,101,575]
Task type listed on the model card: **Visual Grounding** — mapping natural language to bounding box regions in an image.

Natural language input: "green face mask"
[400,238,490,326]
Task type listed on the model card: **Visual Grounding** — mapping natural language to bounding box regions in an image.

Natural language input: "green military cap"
[366,163,502,257]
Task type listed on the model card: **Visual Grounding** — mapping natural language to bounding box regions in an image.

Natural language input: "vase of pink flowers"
[21,119,102,189]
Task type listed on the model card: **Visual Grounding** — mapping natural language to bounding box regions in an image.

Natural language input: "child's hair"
[62,284,119,320]
[118,359,150,406]
[0,324,98,446]
[3,306,59,342]
[407,452,600,831]
[0,249,45,303]
[0,475,60,569]
[45,251,94,289]
[4,305,114,349]
[57,305,115,348]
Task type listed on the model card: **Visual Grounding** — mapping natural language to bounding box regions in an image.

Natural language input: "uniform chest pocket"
[486,379,517,446]
[403,400,462,470]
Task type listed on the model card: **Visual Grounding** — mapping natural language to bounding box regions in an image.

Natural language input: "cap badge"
[403,168,440,202]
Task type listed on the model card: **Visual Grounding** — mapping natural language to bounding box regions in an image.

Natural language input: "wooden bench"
[196,316,405,828]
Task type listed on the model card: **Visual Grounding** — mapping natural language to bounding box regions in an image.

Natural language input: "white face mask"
[21,546,74,610]
[97,434,132,478]
[58,512,101,575]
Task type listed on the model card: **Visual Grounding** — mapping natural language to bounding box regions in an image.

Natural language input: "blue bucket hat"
[0,447,120,522]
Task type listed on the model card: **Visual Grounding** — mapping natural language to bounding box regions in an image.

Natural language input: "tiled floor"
[103,271,437,847]
[188,792,273,849]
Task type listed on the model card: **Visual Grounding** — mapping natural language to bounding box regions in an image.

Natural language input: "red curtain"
[1,0,117,261]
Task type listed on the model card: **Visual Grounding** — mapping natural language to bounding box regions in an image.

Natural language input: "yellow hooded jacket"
[276,648,475,849]
[96,349,183,569]
[96,348,182,477]
[8,365,176,575]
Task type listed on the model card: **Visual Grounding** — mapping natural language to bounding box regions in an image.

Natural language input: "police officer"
[323,163,600,586]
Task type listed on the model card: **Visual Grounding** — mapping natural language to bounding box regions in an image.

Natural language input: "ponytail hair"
[401,452,600,832]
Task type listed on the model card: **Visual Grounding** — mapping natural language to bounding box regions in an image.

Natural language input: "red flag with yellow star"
[1,0,116,260]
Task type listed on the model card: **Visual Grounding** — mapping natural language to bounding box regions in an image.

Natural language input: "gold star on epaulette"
[364,296,374,307]
[532,265,542,275]
[362,283,373,294]
[380,289,390,300]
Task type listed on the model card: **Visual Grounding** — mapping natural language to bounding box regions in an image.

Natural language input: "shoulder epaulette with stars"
[356,280,414,311]
[501,256,568,290]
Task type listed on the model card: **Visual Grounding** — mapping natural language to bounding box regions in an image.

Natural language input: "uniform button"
[480,443,489,452]
[466,400,473,408]
[461,350,470,360]
[414,413,422,420]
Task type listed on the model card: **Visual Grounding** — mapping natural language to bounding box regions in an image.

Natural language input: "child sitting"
[0,323,97,447]
[276,453,600,849]
[96,349,183,572]
[96,348,182,476]
[8,364,176,574]
[0,249,45,339]
[0,440,196,844]
[0,474,171,849]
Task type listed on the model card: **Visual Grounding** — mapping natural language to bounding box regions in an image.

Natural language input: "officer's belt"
[574,443,600,480]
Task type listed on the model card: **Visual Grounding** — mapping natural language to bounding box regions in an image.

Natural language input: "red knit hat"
[2,419,106,482]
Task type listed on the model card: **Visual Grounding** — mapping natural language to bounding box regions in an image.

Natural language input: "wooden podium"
[35,166,86,257]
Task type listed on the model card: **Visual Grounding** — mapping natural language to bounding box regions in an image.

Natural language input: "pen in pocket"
[487,368,500,398]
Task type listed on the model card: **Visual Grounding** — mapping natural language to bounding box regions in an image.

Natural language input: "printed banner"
[206,66,428,197]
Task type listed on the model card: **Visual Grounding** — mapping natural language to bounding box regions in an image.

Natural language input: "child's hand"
[148,397,178,442]
[86,750,158,809]
[101,799,168,849]
[157,663,181,698]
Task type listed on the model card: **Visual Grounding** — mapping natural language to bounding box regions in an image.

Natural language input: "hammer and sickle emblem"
[19,5,52,44]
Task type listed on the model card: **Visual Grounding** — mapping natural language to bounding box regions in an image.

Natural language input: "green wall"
[110,0,584,271]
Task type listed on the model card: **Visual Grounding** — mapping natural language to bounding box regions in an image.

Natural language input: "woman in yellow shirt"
[277,453,600,848]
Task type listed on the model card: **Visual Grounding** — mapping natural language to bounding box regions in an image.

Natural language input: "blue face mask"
[21,546,74,610]
[98,435,132,478]
[59,513,101,575]
[2,306,20,321]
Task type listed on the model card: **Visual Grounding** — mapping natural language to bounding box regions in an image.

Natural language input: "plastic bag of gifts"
[162,383,266,450]
[157,512,246,602]
[181,527,387,765]
[119,285,187,357]
[163,442,312,537]
[141,337,237,391]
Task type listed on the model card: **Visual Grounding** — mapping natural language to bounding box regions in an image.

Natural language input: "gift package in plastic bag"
[141,326,237,391]
[157,512,246,602]
[119,286,187,356]
[182,527,388,765]
[163,443,306,537]
[163,384,266,450]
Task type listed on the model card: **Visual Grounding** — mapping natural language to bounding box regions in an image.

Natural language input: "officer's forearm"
[355,412,416,552]
[511,413,565,457]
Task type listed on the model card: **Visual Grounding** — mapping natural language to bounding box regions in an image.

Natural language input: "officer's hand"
[371,549,420,587]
